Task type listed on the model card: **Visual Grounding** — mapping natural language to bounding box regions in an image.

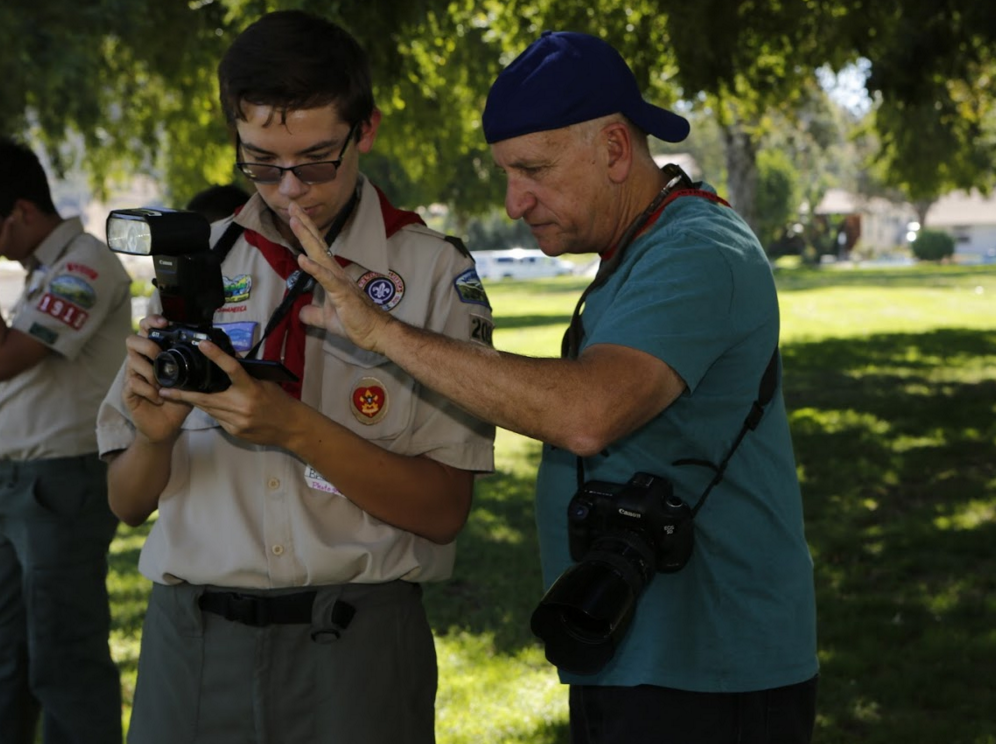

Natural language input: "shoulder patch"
[35,293,89,330]
[65,262,99,280]
[469,313,494,347]
[49,274,97,309]
[28,322,59,345]
[453,268,491,308]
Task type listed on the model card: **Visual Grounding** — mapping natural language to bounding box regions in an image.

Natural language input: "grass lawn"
[107,263,996,743]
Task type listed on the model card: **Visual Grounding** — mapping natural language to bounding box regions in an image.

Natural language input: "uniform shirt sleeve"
[95,360,137,458]
[96,292,164,459]
[12,237,130,361]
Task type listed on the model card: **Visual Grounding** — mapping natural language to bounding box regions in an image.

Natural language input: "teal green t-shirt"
[535,186,819,692]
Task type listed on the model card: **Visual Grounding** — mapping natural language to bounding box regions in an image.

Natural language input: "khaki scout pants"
[128,580,437,744]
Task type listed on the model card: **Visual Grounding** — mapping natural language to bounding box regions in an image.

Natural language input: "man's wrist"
[374,313,404,357]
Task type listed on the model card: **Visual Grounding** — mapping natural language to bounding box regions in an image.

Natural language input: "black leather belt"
[198,590,317,627]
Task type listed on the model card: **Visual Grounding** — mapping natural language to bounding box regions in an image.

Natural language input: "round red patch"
[350,377,388,424]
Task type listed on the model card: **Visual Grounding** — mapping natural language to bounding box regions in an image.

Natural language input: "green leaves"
[5,0,994,222]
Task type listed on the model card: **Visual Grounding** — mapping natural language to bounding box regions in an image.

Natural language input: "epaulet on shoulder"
[443,235,471,259]
[397,223,472,258]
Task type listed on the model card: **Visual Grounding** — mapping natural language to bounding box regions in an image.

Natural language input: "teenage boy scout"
[96,11,495,744]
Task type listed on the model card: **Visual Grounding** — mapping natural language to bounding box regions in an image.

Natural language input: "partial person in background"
[185,183,250,223]
[292,30,819,744]
[0,136,130,744]
[96,10,494,744]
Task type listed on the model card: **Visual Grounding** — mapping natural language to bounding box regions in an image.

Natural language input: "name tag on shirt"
[304,465,343,496]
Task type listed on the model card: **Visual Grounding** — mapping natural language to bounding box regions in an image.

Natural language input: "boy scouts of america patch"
[351,377,388,424]
[357,271,405,311]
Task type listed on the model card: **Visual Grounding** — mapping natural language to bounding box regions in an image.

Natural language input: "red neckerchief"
[599,188,732,263]
[373,184,426,235]
[241,189,426,399]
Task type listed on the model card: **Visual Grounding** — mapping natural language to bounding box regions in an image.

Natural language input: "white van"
[472,248,575,281]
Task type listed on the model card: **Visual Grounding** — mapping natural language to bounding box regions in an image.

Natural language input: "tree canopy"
[3,0,993,228]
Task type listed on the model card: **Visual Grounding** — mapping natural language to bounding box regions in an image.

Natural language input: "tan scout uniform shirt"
[0,218,132,461]
[96,177,495,588]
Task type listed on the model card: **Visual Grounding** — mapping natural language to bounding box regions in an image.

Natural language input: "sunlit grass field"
[107,263,996,743]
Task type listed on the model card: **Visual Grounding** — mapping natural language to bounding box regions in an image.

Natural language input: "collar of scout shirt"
[25,216,85,271]
[233,175,424,277]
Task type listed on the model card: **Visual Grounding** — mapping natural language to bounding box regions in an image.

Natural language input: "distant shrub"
[911,230,955,261]
[756,149,801,253]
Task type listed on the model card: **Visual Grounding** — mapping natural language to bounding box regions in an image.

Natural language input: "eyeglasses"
[236,122,359,184]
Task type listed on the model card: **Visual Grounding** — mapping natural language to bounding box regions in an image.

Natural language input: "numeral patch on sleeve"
[470,314,494,346]
[36,293,89,330]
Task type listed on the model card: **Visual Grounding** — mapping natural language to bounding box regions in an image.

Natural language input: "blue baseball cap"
[482,31,689,145]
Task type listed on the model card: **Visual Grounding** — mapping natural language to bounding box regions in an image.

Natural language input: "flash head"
[106,207,210,256]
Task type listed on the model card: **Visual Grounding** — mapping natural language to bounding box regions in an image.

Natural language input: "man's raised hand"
[290,201,392,354]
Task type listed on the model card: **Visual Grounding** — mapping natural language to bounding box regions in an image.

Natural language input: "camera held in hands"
[106,207,297,393]
[147,324,241,394]
[530,472,693,674]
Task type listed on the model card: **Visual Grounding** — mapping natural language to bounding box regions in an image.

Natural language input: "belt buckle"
[227,593,268,626]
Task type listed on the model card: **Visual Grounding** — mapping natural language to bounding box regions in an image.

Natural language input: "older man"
[293,31,819,744]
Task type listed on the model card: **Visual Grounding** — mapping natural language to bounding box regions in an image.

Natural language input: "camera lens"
[158,357,180,384]
[154,348,196,389]
[530,533,656,674]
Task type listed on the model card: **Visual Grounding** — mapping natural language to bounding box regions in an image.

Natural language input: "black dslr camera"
[530,472,693,674]
[106,207,296,393]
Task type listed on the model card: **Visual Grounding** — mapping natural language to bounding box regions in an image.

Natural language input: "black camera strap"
[677,347,780,517]
[211,220,245,262]
[569,164,690,493]
[574,346,780,516]
[562,163,691,360]
[566,162,782,516]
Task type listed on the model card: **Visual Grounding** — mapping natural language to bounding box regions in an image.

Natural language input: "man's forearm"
[292,209,679,453]
[379,318,590,451]
[377,318,685,457]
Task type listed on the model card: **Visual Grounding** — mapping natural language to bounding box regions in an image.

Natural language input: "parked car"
[471,248,575,280]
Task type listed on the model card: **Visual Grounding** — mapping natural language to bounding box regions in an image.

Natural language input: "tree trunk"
[720,120,760,238]
[914,198,935,229]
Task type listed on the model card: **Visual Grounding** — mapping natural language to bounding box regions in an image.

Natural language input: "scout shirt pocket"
[321,334,415,444]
